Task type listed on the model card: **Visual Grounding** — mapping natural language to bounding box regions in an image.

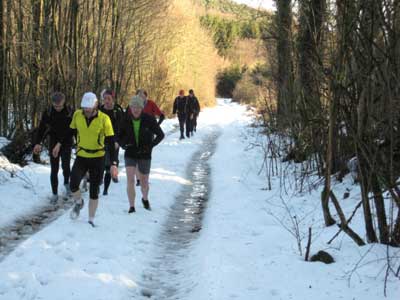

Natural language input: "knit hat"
[51,92,65,103]
[81,92,98,108]
[129,95,145,109]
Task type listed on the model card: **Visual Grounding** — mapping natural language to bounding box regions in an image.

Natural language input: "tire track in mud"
[137,129,221,300]
[0,199,73,261]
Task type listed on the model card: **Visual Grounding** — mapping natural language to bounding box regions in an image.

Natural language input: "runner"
[172,90,188,139]
[69,92,118,227]
[136,89,165,186]
[99,89,124,195]
[33,92,74,203]
[187,89,200,135]
[118,95,164,213]
[137,89,165,125]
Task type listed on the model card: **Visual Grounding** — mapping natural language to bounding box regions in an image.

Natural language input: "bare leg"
[88,198,98,221]
[138,172,150,200]
[126,166,137,208]
[72,190,83,205]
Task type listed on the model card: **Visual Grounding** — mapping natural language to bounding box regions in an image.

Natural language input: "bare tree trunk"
[371,174,389,244]
[94,0,104,92]
[321,87,336,226]
[297,0,325,116]
[15,0,25,130]
[66,0,79,106]
[392,209,400,246]
[275,0,294,124]
[0,0,5,136]
[3,0,12,135]
[357,153,378,243]
[31,0,42,128]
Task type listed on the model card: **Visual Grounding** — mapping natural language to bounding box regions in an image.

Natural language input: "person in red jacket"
[135,89,165,186]
[137,89,165,125]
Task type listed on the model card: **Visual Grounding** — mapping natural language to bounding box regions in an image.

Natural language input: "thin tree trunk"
[31,0,42,128]
[371,174,389,244]
[94,0,104,92]
[15,0,25,130]
[358,153,378,243]
[321,86,336,227]
[0,0,5,136]
[392,209,400,246]
[275,0,294,124]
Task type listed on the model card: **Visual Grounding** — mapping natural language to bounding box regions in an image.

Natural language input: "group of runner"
[33,89,200,226]
[173,89,200,140]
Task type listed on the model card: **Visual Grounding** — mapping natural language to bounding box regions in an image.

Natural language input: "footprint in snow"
[97,249,113,259]
[36,271,51,286]
[14,249,24,258]
[270,289,279,296]
[61,250,74,262]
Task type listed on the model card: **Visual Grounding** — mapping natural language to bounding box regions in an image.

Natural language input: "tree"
[274,0,295,124]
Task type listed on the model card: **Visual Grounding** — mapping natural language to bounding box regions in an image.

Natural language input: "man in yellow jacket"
[69,92,118,227]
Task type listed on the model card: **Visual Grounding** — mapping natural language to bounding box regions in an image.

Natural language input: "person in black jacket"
[118,95,164,213]
[99,89,124,195]
[33,92,74,203]
[172,90,188,140]
[187,89,200,136]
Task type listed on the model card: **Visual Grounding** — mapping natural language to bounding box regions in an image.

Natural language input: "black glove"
[158,114,165,125]
[142,144,153,153]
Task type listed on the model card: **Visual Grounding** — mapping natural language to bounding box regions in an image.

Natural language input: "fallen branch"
[330,191,366,246]
[328,200,363,245]
[305,227,312,261]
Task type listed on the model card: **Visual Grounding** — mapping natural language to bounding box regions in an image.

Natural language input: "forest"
[201,0,400,284]
[0,0,222,137]
[264,0,400,248]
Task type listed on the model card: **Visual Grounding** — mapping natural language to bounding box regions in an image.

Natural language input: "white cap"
[81,92,98,108]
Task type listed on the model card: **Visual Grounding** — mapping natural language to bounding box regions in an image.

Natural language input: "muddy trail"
[137,129,221,299]
[0,199,73,261]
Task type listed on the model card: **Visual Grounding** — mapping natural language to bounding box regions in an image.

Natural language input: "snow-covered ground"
[0,99,398,300]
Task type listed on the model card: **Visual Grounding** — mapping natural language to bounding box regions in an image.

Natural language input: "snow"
[0,137,9,149]
[0,99,398,300]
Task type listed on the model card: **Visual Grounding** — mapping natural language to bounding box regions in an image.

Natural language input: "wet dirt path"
[0,200,73,261]
[137,129,221,299]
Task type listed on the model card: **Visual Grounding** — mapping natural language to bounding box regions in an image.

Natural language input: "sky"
[232,0,276,11]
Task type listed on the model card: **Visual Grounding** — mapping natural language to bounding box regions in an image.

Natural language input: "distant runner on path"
[172,90,188,140]
[187,89,200,136]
